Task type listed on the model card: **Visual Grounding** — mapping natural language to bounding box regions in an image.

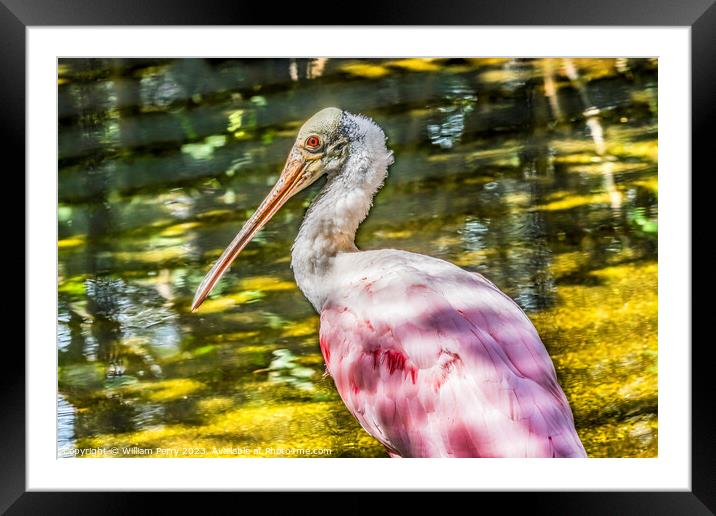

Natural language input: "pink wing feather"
[319,250,587,458]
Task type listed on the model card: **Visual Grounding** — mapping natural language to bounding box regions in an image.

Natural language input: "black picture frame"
[3,0,709,513]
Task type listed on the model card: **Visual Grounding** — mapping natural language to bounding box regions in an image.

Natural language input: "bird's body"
[320,249,585,457]
[193,107,587,458]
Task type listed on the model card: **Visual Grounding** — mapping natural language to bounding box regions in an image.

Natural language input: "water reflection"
[58,58,658,458]
[427,76,477,149]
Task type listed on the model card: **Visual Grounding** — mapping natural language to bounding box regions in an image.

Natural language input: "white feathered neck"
[290,113,394,311]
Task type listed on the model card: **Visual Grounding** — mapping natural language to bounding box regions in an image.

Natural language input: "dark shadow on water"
[58,57,658,457]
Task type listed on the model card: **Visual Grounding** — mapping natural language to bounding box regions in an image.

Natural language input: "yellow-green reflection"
[58,57,658,458]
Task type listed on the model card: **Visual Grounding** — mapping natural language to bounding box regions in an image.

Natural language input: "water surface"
[58,58,658,457]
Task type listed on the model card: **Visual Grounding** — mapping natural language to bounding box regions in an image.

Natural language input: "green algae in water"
[58,58,658,458]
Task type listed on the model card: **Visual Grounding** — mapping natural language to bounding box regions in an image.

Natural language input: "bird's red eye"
[305,135,321,149]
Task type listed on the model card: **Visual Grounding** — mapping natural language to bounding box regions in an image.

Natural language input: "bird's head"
[294,106,352,178]
[191,107,355,311]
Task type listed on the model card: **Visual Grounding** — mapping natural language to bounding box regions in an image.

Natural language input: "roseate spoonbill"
[192,107,587,458]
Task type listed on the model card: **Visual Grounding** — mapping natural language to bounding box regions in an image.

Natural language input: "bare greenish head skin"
[296,107,344,143]
[294,107,351,179]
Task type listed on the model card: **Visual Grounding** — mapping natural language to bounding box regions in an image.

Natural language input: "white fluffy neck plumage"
[291,113,393,311]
